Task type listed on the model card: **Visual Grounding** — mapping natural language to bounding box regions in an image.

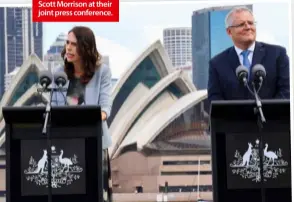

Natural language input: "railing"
[112,192,213,201]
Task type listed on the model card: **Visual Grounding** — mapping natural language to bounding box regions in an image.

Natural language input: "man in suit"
[207,6,289,103]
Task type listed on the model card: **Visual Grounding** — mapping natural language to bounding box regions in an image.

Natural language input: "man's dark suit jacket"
[207,41,289,103]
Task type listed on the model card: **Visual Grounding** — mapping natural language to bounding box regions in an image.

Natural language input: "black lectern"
[210,99,291,202]
[3,105,103,202]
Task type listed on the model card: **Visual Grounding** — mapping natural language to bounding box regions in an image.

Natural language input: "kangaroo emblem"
[32,149,47,173]
[241,142,252,167]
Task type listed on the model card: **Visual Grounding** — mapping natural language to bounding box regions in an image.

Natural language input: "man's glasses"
[229,21,257,28]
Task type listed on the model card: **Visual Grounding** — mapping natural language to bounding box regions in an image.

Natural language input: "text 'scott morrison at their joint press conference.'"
[207,6,290,202]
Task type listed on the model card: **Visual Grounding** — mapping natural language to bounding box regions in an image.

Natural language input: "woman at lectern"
[53,26,113,150]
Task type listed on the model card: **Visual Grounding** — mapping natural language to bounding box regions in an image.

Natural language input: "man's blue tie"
[241,50,251,79]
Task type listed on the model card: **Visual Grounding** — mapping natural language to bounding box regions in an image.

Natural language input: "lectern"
[4,105,103,202]
[210,99,291,202]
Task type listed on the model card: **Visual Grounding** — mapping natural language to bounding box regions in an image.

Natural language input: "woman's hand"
[101,111,107,121]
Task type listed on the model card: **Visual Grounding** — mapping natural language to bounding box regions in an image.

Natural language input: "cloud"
[142,25,164,44]
[95,36,136,79]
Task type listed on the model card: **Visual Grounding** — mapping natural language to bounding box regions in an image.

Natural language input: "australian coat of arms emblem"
[24,146,83,188]
[229,139,288,182]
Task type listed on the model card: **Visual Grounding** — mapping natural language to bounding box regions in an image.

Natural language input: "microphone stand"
[42,87,54,202]
[251,81,266,202]
[243,76,266,127]
[252,82,266,126]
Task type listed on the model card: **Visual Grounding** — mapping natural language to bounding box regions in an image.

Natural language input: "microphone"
[53,71,68,106]
[38,70,52,88]
[53,71,68,88]
[235,65,249,87]
[251,64,266,86]
[37,71,67,93]
[236,65,255,96]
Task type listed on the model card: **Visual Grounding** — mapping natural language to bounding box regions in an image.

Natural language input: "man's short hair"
[225,6,253,28]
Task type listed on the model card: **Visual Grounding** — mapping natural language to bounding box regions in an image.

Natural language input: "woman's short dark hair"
[61,26,102,83]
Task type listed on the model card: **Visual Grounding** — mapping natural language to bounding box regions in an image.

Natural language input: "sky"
[42,1,291,78]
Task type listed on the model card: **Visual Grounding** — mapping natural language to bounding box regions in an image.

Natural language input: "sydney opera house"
[0,40,212,202]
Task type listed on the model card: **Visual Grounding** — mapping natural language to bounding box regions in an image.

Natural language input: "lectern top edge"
[2,105,101,110]
[210,99,290,120]
[211,99,289,106]
[2,105,102,125]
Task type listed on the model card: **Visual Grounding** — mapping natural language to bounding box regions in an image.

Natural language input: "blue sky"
[42,1,290,78]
